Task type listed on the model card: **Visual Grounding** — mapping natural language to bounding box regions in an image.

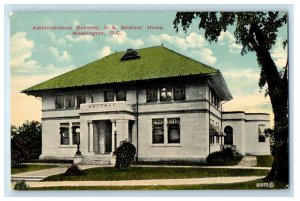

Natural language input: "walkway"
[19,176,265,188]
[11,165,101,182]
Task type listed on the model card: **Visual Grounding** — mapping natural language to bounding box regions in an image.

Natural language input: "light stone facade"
[38,78,271,164]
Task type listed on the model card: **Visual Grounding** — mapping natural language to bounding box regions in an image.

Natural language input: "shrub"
[13,180,29,190]
[206,148,238,166]
[114,140,136,169]
[65,164,83,176]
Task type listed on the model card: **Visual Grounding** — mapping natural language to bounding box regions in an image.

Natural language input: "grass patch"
[44,167,269,181]
[11,165,57,174]
[30,179,288,190]
[256,155,273,167]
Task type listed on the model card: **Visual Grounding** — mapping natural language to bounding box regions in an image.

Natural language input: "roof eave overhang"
[21,73,219,97]
[208,72,233,101]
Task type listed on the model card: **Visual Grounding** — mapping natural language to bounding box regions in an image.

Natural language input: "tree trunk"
[250,23,289,182]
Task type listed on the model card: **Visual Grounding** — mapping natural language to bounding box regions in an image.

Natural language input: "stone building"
[23,46,270,164]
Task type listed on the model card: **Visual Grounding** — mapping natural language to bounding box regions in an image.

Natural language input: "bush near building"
[206,148,242,166]
[65,164,84,176]
[114,140,136,169]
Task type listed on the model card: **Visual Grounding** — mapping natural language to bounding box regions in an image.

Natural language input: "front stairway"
[81,154,114,165]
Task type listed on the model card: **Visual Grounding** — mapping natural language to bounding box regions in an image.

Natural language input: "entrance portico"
[79,101,136,163]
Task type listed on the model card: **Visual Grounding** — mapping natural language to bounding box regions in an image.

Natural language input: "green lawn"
[44,167,269,181]
[11,164,57,174]
[30,179,288,190]
[256,155,273,167]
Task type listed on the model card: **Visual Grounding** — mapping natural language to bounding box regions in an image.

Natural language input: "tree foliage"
[174,12,288,182]
[11,121,42,166]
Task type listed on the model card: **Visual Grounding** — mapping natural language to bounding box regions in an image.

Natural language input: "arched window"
[224,126,233,145]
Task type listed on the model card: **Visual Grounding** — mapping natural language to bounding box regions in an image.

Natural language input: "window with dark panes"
[104,91,114,102]
[152,119,164,144]
[167,118,180,143]
[60,123,69,145]
[174,86,185,100]
[116,90,126,101]
[66,95,75,108]
[258,124,266,142]
[224,126,233,145]
[72,122,80,145]
[76,95,86,107]
[55,96,64,108]
[147,88,157,102]
[160,87,172,101]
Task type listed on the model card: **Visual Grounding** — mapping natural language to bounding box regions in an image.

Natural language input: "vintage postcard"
[10,10,289,191]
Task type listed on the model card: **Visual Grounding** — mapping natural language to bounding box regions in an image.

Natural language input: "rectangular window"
[65,95,75,108]
[152,118,164,144]
[72,122,80,145]
[258,124,266,142]
[147,88,158,102]
[215,97,219,108]
[160,87,172,101]
[104,91,114,102]
[174,86,185,100]
[60,123,69,145]
[55,96,64,108]
[168,118,180,143]
[76,95,86,107]
[116,90,126,101]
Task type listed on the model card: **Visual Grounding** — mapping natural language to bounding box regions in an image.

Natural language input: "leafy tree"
[174,12,288,182]
[11,121,42,166]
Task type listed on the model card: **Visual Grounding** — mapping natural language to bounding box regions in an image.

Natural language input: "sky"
[10,11,288,126]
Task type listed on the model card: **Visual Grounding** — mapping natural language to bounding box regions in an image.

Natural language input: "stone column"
[116,119,129,147]
[88,120,94,153]
[157,88,160,102]
[111,120,117,152]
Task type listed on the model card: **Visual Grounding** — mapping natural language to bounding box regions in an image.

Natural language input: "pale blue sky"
[10,12,288,125]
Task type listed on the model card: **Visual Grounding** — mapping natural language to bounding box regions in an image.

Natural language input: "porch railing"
[80,101,134,113]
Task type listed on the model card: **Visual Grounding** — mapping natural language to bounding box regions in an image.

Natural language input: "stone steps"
[237,156,257,167]
[82,155,114,165]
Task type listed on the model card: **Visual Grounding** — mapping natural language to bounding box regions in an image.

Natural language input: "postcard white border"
[3,3,294,198]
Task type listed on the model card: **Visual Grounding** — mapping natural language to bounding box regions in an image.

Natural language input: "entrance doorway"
[93,120,112,154]
[224,126,233,145]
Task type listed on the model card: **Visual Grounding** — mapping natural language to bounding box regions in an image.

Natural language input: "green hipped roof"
[23,46,220,93]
